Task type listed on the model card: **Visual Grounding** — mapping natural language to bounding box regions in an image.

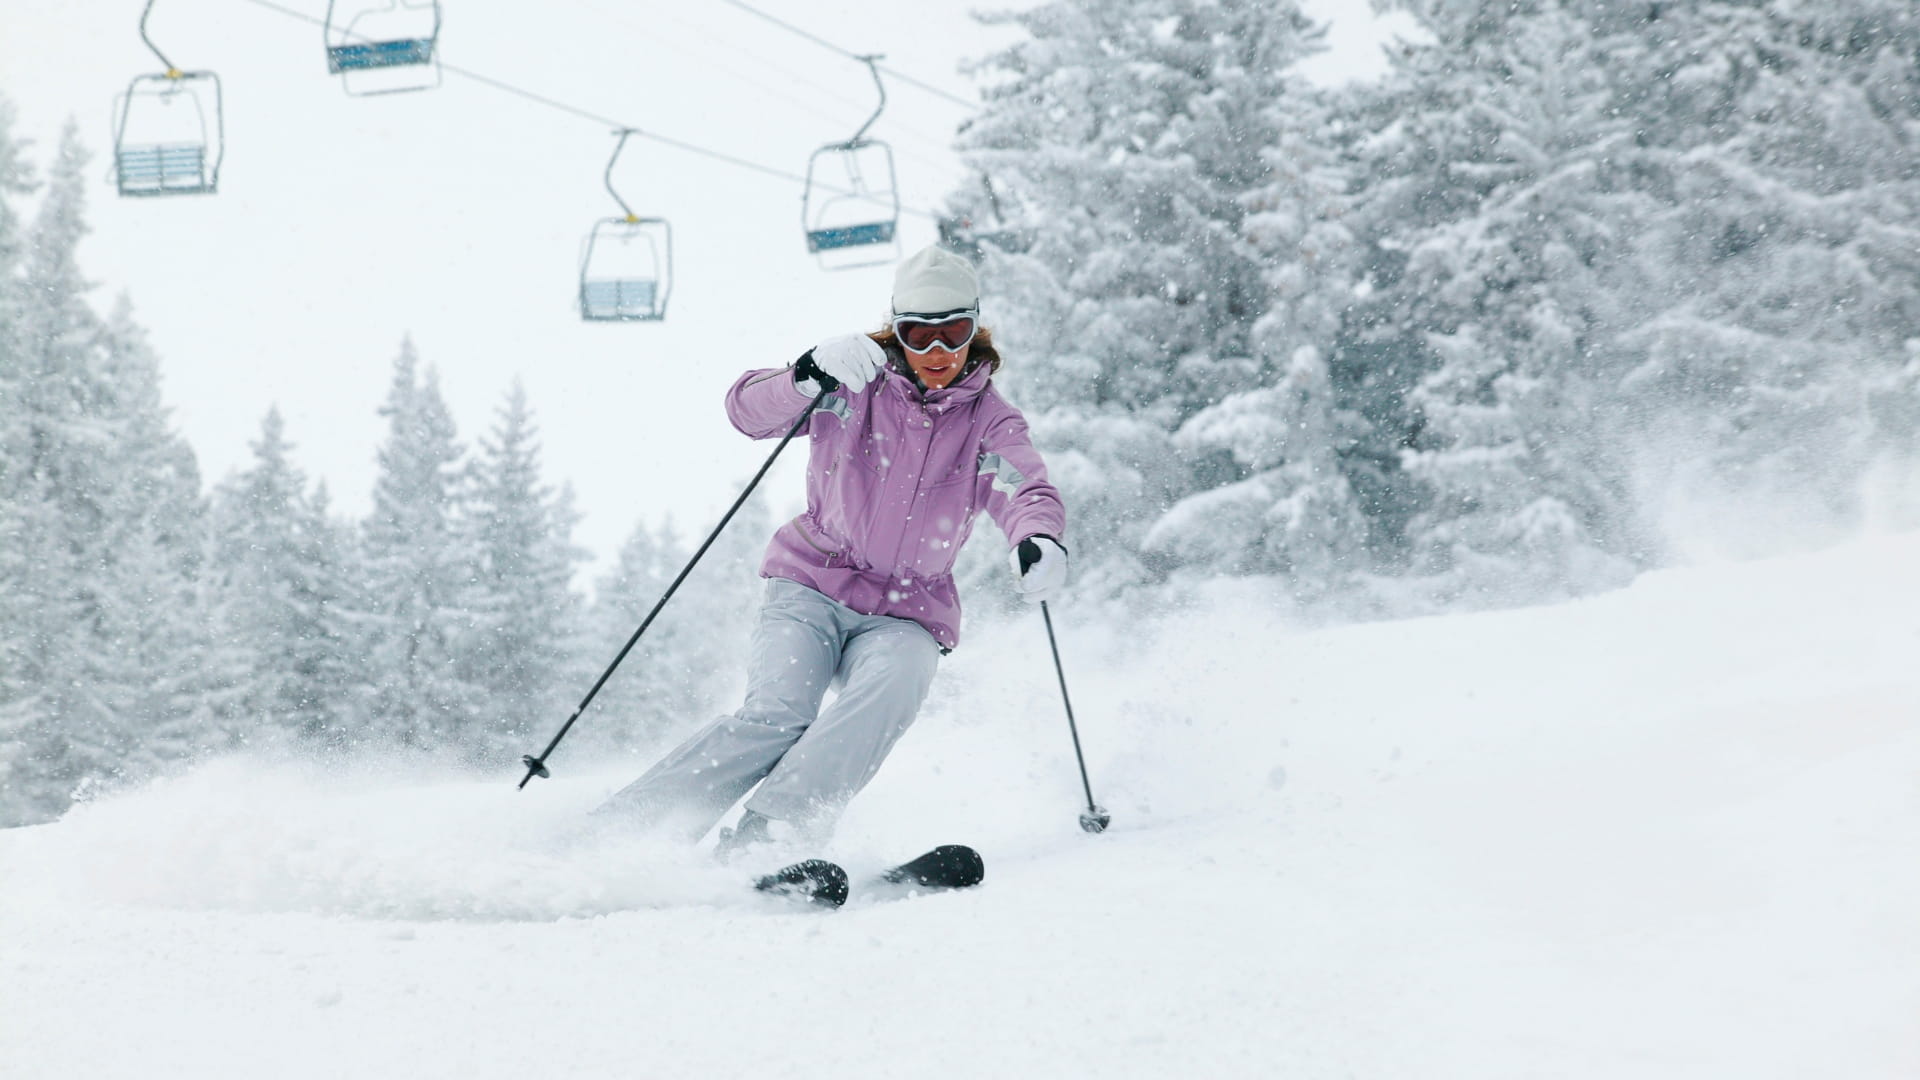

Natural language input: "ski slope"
[4,533,1917,1079]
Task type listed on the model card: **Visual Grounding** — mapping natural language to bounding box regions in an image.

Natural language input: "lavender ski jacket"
[725,347,1066,650]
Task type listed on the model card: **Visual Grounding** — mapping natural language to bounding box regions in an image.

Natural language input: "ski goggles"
[891,309,978,355]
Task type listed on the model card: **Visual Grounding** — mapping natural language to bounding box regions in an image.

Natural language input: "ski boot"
[714,809,773,863]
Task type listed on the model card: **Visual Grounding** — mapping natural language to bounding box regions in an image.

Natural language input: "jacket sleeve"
[978,400,1066,549]
[725,366,830,439]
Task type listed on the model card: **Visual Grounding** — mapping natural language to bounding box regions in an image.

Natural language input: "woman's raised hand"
[808,334,887,393]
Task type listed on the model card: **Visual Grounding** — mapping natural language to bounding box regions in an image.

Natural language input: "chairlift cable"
[713,0,980,113]
[567,0,962,170]
[232,0,947,220]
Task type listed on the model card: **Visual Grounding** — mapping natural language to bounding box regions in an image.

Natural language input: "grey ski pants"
[599,578,942,839]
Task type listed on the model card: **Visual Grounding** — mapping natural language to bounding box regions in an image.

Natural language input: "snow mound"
[4,531,1919,1079]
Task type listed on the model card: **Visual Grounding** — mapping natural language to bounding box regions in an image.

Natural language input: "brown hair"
[870,323,1002,376]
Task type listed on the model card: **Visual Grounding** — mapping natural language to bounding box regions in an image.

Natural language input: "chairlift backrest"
[325,0,443,94]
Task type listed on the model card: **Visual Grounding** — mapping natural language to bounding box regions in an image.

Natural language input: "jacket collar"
[881,344,991,410]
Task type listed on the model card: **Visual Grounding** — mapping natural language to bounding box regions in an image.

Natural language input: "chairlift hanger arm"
[604,129,640,223]
[844,55,886,148]
[139,0,181,75]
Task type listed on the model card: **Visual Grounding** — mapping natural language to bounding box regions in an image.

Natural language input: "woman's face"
[905,341,971,390]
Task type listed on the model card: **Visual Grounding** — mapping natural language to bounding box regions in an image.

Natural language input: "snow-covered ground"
[5,534,1918,1079]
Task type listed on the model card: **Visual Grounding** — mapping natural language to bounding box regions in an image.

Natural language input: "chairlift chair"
[801,57,900,271]
[113,1,224,197]
[580,131,672,322]
[325,0,443,96]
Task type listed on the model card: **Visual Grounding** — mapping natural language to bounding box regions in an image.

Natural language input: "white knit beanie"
[891,245,979,316]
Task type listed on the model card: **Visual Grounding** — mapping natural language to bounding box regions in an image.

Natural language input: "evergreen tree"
[578,518,695,756]
[0,98,48,820]
[1343,3,1674,599]
[301,481,363,746]
[462,380,585,762]
[0,124,212,822]
[670,493,769,715]
[1147,346,1371,595]
[957,0,1330,592]
[1,125,127,819]
[92,297,235,767]
[210,408,354,746]
[355,339,484,752]
[1356,0,1920,590]
[1151,41,1374,592]
[1610,1,1920,516]
[577,494,771,760]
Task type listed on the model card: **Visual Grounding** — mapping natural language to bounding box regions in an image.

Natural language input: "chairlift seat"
[327,38,434,73]
[806,221,895,252]
[581,279,662,322]
[116,144,212,196]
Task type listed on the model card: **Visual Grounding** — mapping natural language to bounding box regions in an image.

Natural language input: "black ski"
[753,845,984,909]
[878,844,985,890]
[752,858,850,907]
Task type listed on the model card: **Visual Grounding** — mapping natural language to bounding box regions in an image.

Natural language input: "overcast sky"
[1,0,1412,576]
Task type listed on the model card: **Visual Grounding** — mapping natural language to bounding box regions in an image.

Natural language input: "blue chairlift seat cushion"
[806,221,896,252]
[328,38,436,73]
[582,279,661,321]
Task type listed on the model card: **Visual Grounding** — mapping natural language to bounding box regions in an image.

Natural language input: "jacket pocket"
[792,518,843,565]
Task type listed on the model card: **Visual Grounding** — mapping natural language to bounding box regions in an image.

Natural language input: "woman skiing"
[601,245,1068,855]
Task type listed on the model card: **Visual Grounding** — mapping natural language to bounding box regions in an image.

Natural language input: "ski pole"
[1040,600,1110,833]
[517,387,830,789]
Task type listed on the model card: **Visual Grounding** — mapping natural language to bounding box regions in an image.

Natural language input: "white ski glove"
[804,334,887,393]
[1010,535,1069,603]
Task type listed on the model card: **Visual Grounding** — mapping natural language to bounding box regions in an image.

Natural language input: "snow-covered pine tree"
[1349,1,1655,603]
[1147,346,1371,596]
[576,517,695,757]
[1146,22,1375,596]
[957,0,1328,594]
[1611,1,1920,523]
[355,339,485,753]
[91,297,236,768]
[462,379,586,762]
[0,124,213,821]
[1354,0,1920,585]
[210,408,355,747]
[576,492,771,761]
[669,492,769,715]
[300,481,362,745]
[0,96,44,822]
